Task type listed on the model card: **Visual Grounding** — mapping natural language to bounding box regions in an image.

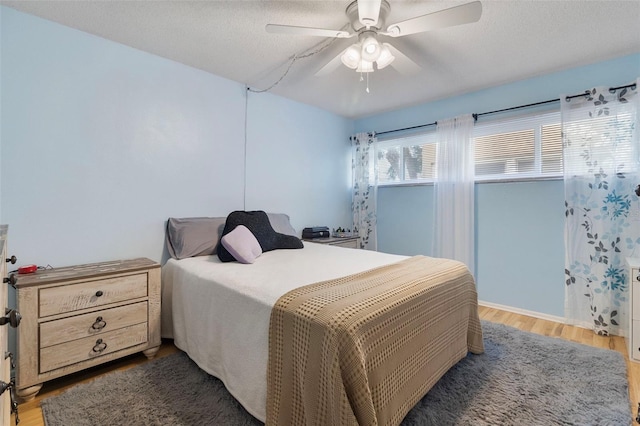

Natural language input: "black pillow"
[217,210,303,262]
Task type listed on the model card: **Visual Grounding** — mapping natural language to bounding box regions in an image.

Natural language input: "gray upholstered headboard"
[165,213,298,259]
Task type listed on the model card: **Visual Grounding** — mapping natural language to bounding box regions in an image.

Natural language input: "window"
[472,111,562,181]
[375,134,437,184]
[374,110,563,185]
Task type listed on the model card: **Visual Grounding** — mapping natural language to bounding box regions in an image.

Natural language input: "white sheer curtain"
[351,132,378,250]
[563,79,640,335]
[433,114,475,273]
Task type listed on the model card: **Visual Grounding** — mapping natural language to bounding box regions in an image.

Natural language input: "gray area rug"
[40,321,631,425]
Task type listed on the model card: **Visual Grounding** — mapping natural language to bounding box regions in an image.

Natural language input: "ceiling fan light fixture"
[356,60,374,73]
[376,43,395,69]
[268,0,483,81]
[341,44,361,69]
[360,35,381,62]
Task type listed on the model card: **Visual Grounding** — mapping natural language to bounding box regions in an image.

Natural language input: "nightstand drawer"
[40,302,148,348]
[633,278,640,320]
[39,273,148,317]
[632,319,640,361]
[303,236,360,249]
[331,239,358,249]
[40,322,148,373]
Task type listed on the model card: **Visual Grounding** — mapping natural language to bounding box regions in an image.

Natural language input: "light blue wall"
[0,6,352,268]
[355,54,640,318]
[356,54,640,135]
[376,185,434,256]
[475,180,565,316]
[0,6,4,224]
[245,92,352,233]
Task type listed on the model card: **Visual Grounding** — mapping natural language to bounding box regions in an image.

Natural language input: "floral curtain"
[433,114,476,273]
[351,132,377,250]
[563,78,640,336]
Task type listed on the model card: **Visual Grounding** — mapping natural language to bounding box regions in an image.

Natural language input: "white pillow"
[221,225,262,264]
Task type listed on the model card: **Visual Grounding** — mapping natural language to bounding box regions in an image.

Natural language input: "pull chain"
[358,70,371,93]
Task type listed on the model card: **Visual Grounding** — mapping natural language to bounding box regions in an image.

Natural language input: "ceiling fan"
[266,0,482,76]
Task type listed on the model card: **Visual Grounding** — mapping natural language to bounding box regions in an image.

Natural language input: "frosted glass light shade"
[356,60,374,73]
[341,44,361,69]
[376,43,395,69]
[360,36,381,62]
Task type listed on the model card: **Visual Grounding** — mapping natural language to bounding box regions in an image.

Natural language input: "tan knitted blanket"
[266,255,484,426]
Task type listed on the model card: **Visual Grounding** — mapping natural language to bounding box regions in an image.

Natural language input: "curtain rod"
[375,83,637,137]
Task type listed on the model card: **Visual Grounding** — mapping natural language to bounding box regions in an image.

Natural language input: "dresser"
[0,226,11,425]
[302,236,360,249]
[628,258,640,363]
[15,257,161,400]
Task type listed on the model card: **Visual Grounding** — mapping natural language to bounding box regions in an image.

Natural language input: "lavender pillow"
[221,225,262,264]
[217,211,303,263]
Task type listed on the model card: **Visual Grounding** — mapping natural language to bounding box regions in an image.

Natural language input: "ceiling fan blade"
[383,1,482,37]
[358,0,382,28]
[385,44,421,75]
[266,24,352,38]
[314,50,347,77]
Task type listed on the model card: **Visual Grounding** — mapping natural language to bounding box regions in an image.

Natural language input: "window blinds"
[472,111,562,180]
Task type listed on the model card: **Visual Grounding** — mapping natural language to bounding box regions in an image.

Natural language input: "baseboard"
[478,300,567,325]
[478,300,626,336]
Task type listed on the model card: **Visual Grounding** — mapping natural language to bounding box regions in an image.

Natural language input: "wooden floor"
[12,305,640,426]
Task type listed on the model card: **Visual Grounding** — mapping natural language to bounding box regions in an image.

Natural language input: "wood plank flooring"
[12,306,640,425]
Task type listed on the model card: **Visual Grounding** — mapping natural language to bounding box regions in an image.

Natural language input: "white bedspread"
[161,242,405,422]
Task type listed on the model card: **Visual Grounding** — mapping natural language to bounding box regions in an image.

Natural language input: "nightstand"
[302,236,360,249]
[14,257,161,401]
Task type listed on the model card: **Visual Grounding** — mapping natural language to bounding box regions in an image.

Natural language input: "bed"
[161,214,484,425]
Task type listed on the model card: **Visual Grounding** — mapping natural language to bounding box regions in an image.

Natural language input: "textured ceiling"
[3,0,640,118]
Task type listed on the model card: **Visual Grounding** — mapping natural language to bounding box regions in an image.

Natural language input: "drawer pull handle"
[0,309,21,328]
[3,274,17,287]
[636,274,640,282]
[91,316,107,331]
[92,339,107,353]
[95,290,104,297]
